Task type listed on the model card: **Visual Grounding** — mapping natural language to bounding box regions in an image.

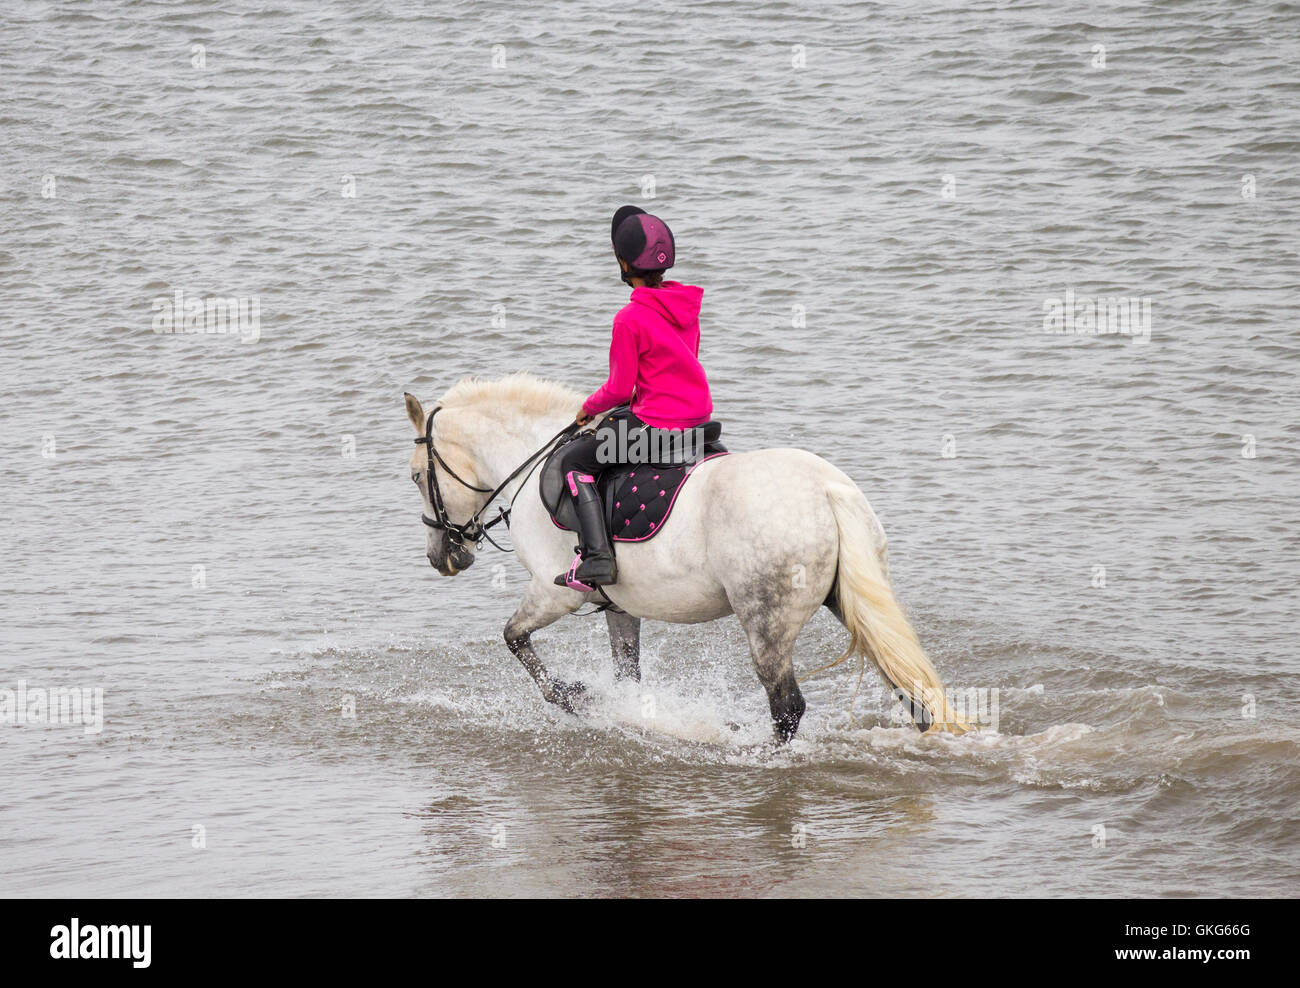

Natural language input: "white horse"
[404,373,970,740]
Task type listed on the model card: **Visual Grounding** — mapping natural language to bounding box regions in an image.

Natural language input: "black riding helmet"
[611,205,675,286]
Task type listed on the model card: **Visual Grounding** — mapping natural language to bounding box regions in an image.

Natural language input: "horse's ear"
[404,392,425,433]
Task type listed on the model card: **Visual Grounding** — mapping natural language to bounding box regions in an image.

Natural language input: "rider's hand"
[575,410,593,426]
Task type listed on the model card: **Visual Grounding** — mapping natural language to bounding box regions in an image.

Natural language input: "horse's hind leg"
[504,578,586,713]
[605,609,641,682]
[734,602,809,742]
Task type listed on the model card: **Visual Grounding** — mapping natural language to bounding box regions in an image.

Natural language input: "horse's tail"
[824,483,972,734]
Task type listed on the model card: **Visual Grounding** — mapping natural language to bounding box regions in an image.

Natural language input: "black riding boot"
[554,472,618,590]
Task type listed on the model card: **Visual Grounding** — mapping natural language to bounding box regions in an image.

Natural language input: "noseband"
[415,407,579,554]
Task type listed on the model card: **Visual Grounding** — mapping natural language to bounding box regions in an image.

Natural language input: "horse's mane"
[437,372,582,420]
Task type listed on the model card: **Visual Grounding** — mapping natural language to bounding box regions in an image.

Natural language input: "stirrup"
[554,552,595,592]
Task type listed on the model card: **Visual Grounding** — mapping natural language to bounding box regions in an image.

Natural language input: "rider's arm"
[581,316,639,417]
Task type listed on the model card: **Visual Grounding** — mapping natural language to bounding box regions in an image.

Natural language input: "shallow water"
[1,0,1298,897]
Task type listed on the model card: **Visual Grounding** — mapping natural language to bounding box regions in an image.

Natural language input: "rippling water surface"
[2,0,1298,896]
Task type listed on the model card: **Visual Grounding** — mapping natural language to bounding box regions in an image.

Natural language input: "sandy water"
[1,0,1298,896]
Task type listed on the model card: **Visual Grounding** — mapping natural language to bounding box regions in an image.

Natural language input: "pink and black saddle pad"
[540,425,727,543]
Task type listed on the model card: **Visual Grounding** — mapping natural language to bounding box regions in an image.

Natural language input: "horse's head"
[405,392,485,576]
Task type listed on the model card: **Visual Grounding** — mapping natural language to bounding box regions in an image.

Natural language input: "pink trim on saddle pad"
[612,451,729,543]
[548,453,730,539]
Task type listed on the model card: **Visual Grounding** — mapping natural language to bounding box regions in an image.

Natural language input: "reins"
[415,407,580,553]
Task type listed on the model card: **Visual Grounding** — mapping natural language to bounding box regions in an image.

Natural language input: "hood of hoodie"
[629,281,703,333]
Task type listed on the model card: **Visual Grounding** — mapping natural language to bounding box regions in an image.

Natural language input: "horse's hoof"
[547,679,588,714]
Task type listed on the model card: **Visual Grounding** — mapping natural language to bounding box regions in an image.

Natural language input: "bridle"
[414,406,579,554]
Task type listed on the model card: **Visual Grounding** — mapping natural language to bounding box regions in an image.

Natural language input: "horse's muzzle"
[429,544,477,575]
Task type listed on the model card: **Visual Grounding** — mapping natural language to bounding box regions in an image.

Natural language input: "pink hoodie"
[582,281,713,429]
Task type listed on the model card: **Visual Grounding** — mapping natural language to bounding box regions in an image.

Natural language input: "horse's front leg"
[504,578,587,713]
[605,609,642,682]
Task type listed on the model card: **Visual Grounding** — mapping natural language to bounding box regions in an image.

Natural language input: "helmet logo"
[657,252,667,263]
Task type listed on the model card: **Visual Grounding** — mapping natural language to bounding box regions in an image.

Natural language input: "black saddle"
[540,421,728,543]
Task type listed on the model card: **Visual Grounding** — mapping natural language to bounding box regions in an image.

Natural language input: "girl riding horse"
[553,205,713,591]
